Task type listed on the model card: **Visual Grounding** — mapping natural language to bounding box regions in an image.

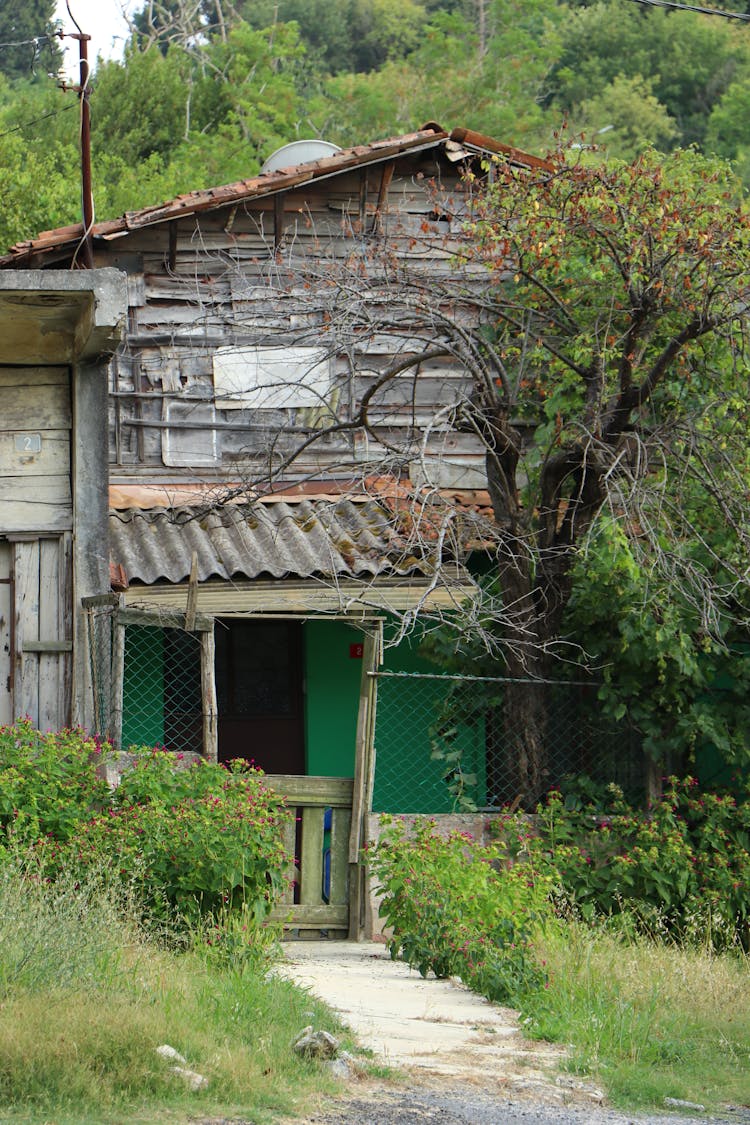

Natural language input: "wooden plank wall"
[0,543,11,726]
[103,151,487,487]
[0,368,72,532]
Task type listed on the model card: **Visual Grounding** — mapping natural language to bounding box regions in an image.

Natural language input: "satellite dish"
[261,140,342,174]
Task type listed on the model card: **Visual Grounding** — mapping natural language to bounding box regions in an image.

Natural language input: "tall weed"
[0,856,343,1122]
[0,851,144,998]
[523,925,750,1110]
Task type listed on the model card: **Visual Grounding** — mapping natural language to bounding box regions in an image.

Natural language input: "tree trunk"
[492,552,556,810]
[500,667,550,809]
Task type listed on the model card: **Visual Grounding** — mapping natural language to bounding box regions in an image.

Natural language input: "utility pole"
[57,31,94,269]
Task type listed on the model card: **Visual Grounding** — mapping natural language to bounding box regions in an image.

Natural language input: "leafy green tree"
[323,0,562,150]
[0,130,77,250]
[203,21,306,153]
[547,2,750,150]
[92,48,194,166]
[705,75,750,178]
[565,520,750,791]
[0,0,62,80]
[88,20,309,218]
[572,74,678,161]
[235,0,427,74]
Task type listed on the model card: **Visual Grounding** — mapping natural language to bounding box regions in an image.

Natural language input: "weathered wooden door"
[0,543,11,726]
[11,536,73,729]
[0,365,73,730]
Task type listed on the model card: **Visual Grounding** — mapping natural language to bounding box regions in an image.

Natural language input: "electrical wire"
[0,35,57,50]
[65,0,84,36]
[0,102,76,141]
[627,0,750,19]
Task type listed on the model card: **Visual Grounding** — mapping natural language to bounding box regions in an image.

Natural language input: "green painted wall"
[304,620,363,777]
[122,625,165,748]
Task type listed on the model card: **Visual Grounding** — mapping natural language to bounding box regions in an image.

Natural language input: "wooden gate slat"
[300,805,325,908]
[329,806,351,907]
[38,538,60,729]
[13,541,40,723]
[279,813,297,905]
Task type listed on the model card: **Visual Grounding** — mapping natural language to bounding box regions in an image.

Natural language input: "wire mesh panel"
[372,672,644,813]
[122,624,203,754]
[86,604,205,754]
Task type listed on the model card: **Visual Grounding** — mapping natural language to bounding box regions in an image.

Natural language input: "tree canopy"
[4,0,750,251]
[0,0,61,81]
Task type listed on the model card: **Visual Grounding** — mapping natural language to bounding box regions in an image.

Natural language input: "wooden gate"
[265,775,354,937]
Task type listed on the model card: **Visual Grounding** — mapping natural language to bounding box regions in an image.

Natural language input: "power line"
[0,102,76,141]
[0,34,58,51]
[628,0,750,19]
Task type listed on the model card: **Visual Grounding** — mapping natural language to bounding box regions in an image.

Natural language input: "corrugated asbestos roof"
[110,500,434,585]
[0,126,548,268]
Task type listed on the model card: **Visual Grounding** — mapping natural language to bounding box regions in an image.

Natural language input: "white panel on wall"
[213,346,331,410]
[162,400,220,467]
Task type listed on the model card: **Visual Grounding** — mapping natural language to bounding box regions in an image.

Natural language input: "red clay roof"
[0,126,546,268]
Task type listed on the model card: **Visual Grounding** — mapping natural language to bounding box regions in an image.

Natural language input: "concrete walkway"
[279,940,584,1101]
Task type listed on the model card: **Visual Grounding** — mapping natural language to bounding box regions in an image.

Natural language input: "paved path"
[278,941,593,1102]
[277,941,746,1125]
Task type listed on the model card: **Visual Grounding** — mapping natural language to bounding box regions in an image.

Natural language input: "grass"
[521,922,750,1112]
[0,858,349,1124]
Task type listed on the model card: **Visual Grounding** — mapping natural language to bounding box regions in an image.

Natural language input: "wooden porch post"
[348,622,382,939]
[110,595,126,748]
[200,622,218,762]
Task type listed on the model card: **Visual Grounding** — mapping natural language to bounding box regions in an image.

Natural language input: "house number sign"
[14,434,42,454]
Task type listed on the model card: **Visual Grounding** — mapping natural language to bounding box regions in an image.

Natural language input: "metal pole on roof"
[74,32,94,269]
[56,28,94,269]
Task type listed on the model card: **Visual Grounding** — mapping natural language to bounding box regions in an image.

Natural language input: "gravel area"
[287,1080,750,1125]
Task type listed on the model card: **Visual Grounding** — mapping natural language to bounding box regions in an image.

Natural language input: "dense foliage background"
[4,0,750,247]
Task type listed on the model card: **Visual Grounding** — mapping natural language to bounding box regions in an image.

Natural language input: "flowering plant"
[494,778,750,950]
[0,720,111,849]
[369,816,553,1004]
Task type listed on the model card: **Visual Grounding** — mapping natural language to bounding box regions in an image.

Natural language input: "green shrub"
[369,816,553,1005]
[0,720,111,850]
[56,749,291,926]
[492,778,750,950]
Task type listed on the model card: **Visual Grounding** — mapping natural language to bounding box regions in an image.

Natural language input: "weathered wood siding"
[0,543,11,726]
[97,152,487,488]
[0,365,73,728]
[0,367,71,531]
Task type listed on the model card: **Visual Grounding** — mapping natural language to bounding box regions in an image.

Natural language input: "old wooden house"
[0,270,126,733]
[1,124,540,932]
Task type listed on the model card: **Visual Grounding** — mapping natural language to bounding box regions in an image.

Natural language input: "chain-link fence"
[86,603,204,754]
[371,671,644,813]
